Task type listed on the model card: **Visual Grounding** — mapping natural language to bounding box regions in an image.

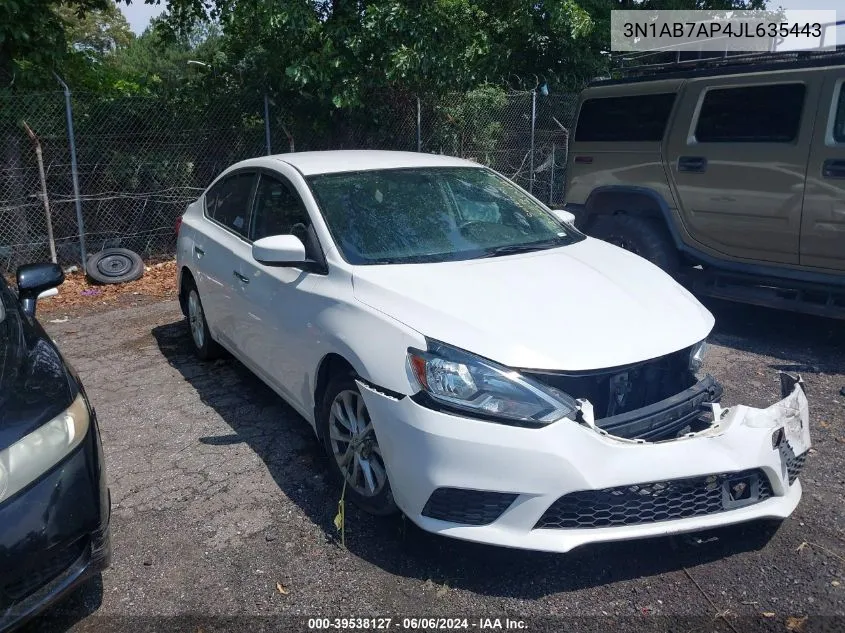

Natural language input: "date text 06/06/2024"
[306,617,528,630]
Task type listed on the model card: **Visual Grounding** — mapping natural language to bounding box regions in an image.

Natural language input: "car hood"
[351,238,714,371]
[0,300,77,449]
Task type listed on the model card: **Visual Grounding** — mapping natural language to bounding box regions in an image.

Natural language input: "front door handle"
[678,156,708,173]
[233,271,250,284]
[823,159,845,179]
[194,245,205,258]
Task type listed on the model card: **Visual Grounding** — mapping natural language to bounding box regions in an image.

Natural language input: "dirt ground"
[18,288,845,633]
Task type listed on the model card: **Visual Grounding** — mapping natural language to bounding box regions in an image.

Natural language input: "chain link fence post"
[264,93,272,155]
[529,89,536,194]
[416,96,422,152]
[55,74,87,266]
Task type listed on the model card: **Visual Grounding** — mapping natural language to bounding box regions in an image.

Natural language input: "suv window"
[575,93,676,142]
[833,83,845,143]
[695,83,805,143]
[249,174,311,243]
[206,172,255,237]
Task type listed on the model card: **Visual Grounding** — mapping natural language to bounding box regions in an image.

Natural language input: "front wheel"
[318,374,397,516]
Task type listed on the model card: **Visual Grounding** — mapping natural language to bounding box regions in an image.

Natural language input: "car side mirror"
[252,235,307,266]
[551,209,577,226]
[17,263,64,317]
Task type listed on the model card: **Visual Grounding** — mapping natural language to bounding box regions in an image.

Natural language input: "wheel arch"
[583,186,684,251]
[313,352,369,441]
[178,266,196,316]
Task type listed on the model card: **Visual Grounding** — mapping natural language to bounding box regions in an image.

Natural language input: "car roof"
[233,150,480,177]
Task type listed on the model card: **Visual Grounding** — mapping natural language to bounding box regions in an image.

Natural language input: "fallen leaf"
[797,542,808,552]
[819,421,830,429]
[275,581,288,595]
[761,612,775,618]
[832,580,841,587]
[786,615,808,632]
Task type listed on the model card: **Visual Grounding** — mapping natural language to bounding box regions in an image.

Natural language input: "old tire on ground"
[589,215,680,274]
[85,247,144,284]
[184,281,223,361]
[318,373,398,516]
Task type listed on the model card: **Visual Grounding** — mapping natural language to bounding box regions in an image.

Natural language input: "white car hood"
[351,238,714,371]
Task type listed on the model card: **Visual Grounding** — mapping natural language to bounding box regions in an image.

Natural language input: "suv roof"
[591,46,845,87]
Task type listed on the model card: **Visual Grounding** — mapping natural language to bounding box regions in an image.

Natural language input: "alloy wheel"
[328,389,387,498]
[187,289,205,349]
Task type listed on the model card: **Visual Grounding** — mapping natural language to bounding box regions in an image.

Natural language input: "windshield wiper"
[481,239,563,258]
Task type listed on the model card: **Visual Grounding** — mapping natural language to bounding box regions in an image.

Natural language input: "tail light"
[175,215,183,235]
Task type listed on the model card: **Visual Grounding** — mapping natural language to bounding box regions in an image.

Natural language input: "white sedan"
[175,150,811,552]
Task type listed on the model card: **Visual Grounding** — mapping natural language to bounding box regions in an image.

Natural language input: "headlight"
[407,340,577,426]
[689,340,708,373]
[0,393,90,505]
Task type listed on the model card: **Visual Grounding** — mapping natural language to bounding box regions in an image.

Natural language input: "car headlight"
[407,340,578,426]
[689,340,708,373]
[0,393,90,505]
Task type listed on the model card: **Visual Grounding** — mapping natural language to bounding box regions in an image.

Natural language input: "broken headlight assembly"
[407,340,578,427]
[689,340,708,373]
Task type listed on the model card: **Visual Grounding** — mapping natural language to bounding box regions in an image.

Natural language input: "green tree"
[0,0,110,89]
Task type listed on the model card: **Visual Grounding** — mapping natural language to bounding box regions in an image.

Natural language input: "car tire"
[85,248,144,284]
[589,215,680,274]
[183,281,223,360]
[318,373,398,516]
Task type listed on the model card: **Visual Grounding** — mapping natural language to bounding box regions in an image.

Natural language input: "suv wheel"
[590,215,679,274]
[318,374,398,516]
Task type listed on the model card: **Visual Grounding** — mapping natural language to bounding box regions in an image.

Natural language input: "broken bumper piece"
[358,378,811,553]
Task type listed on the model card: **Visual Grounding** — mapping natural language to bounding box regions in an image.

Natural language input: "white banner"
[610,10,838,53]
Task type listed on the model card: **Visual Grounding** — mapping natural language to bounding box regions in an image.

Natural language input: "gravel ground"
[21,298,845,633]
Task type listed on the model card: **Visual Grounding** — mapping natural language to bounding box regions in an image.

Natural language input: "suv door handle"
[822,159,845,179]
[233,271,250,284]
[194,246,205,257]
[678,156,708,173]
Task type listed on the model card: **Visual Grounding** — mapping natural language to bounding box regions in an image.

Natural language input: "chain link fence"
[0,88,577,272]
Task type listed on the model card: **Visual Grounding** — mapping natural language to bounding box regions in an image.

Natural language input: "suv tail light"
[175,215,183,235]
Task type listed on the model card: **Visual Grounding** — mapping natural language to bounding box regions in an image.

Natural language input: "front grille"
[535,469,772,529]
[524,347,695,421]
[1,539,87,604]
[422,488,518,526]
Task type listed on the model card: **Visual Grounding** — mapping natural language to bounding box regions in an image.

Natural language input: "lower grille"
[779,441,807,485]
[1,539,87,604]
[535,469,772,529]
[422,488,518,526]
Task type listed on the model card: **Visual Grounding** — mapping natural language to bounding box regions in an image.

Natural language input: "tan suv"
[563,56,845,319]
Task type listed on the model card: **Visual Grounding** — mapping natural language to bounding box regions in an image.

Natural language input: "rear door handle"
[678,156,708,173]
[233,271,250,284]
[823,159,845,179]
[194,245,205,257]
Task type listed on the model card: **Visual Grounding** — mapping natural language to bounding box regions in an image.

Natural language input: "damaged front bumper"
[358,377,811,553]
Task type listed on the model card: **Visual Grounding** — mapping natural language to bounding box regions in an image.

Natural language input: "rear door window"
[575,93,677,142]
[695,83,806,143]
[205,172,256,238]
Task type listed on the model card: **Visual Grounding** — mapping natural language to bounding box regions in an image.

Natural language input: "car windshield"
[306,167,581,265]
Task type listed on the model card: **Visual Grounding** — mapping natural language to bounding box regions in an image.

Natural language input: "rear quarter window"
[575,93,677,142]
[694,83,806,143]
